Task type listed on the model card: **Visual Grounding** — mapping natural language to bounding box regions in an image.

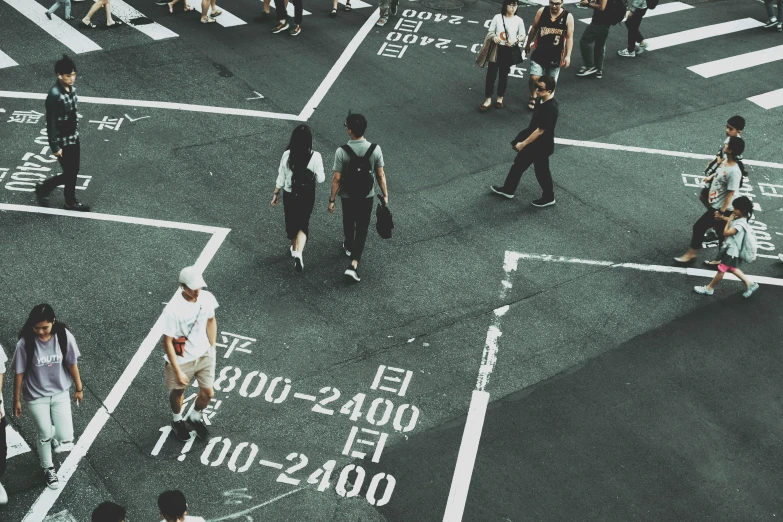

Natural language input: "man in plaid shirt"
[36,54,90,212]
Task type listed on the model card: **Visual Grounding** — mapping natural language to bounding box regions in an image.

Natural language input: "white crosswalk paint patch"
[644,18,765,51]
[7,423,32,459]
[99,0,178,40]
[688,44,783,78]
[748,88,783,110]
[579,1,693,22]
[3,0,102,54]
[188,2,247,27]
[0,49,18,69]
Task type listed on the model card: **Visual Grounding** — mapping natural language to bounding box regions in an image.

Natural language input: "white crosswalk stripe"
[0,49,19,69]
[3,0,102,54]
[748,88,783,110]
[687,44,783,78]
[97,0,179,40]
[644,18,764,51]
[578,1,693,23]
[188,2,247,26]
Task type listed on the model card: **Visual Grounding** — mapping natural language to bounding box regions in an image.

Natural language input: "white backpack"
[734,220,758,263]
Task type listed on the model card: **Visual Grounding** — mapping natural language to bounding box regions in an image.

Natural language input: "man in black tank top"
[524,1,574,110]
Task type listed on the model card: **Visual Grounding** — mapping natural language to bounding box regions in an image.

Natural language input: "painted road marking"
[0,49,18,69]
[579,1,692,22]
[748,87,783,109]
[688,44,783,78]
[644,19,765,51]
[7,423,32,459]
[189,2,246,27]
[10,204,230,522]
[204,488,307,522]
[3,0,102,54]
[97,0,178,40]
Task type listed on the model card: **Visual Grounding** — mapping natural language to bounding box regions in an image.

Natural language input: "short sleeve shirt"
[161,290,219,363]
[332,139,385,198]
[12,330,81,402]
[526,98,559,156]
[709,163,741,210]
[0,345,7,417]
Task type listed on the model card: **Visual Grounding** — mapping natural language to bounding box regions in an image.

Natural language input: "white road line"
[18,209,229,522]
[258,459,284,469]
[205,487,308,522]
[748,87,783,110]
[298,8,380,120]
[337,0,373,8]
[6,423,32,459]
[3,0,102,54]
[688,44,783,78]
[554,138,783,170]
[504,251,783,286]
[189,2,246,27]
[579,1,692,22]
[644,18,765,51]
[0,91,301,121]
[0,49,18,69]
[99,0,178,40]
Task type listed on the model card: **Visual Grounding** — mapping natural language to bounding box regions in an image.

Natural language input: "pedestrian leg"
[532,154,554,201]
[593,25,610,71]
[350,197,374,266]
[501,151,535,194]
[0,416,7,478]
[579,24,599,68]
[50,391,74,446]
[26,397,55,469]
[341,198,356,254]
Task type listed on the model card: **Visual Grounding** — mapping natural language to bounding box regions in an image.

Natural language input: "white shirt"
[0,344,6,418]
[275,150,326,192]
[161,290,219,363]
[488,14,526,45]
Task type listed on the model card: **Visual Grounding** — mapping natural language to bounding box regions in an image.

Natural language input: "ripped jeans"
[27,391,73,469]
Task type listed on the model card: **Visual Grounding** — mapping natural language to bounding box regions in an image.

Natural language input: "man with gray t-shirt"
[328,113,389,283]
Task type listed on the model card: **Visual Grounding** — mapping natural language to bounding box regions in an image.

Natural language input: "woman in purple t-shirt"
[12,304,83,491]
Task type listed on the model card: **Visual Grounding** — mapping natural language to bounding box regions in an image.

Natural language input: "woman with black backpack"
[272,124,325,272]
[12,304,83,491]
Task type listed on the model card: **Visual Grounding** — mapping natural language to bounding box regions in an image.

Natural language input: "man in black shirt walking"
[491,75,559,207]
[36,54,90,212]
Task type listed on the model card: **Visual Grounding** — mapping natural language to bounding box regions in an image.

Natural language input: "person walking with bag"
[575,0,610,78]
[479,0,525,112]
[328,113,388,283]
[272,124,325,272]
[524,0,574,110]
[693,196,759,298]
[12,304,83,491]
[617,0,648,57]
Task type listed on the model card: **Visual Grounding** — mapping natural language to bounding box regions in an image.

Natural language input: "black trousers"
[341,196,374,263]
[274,0,299,23]
[626,8,647,52]
[0,416,7,478]
[290,0,302,24]
[502,147,554,199]
[282,190,315,239]
[690,208,730,250]
[485,46,512,98]
[41,141,80,205]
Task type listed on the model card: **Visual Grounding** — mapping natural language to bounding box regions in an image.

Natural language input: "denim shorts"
[529,60,561,80]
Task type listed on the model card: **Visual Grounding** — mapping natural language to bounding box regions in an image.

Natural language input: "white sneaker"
[617,48,635,57]
[290,245,295,258]
[693,285,714,295]
[343,242,351,257]
[293,252,304,272]
[636,41,648,55]
[0,480,8,504]
[742,282,759,298]
[53,440,74,454]
[344,266,360,282]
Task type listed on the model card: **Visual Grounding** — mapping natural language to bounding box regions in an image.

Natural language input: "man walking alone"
[490,75,559,207]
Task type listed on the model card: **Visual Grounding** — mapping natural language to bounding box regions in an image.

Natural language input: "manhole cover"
[421,0,465,10]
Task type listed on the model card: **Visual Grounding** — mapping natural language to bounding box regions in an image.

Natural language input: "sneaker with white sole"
[53,440,74,454]
[693,286,714,295]
[185,416,209,440]
[344,266,360,282]
[595,70,603,79]
[294,253,303,272]
[43,467,60,490]
[289,24,300,35]
[490,185,514,199]
[0,480,7,505]
[290,245,295,258]
[531,197,556,208]
[617,48,635,57]
[742,282,759,298]
[636,41,648,54]
[272,22,289,33]
[170,420,191,441]
[576,66,597,77]
[343,242,351,257]
[376,18,387,26]
[763,18,778,28]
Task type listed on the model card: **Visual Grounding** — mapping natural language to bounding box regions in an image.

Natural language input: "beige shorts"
[164,353,216,390]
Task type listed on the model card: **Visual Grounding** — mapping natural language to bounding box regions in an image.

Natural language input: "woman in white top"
[481,0,525,112]
[272,124,325,272]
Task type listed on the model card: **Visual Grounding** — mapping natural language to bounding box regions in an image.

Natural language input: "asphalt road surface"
[1,0,782,520]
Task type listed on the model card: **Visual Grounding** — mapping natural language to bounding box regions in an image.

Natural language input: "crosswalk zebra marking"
[748,87,783,110]
[188,3,247,27]
[578,1,693,22]
[688,44,783,78]
[0,49,19,69]
[3,0,102,54]
[99,0,179,40]
[644,18,765,51]
[7,423,32,459]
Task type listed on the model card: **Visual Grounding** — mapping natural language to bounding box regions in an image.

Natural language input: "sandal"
[168,2,173,13]
[184,5,194,10]
[479,103,490,112]
[210,8,222,16]
[105,19,124,27]
[495,100,504,109]
[527,96,536,110]
[344,1,351,11]
[79,20,97,28]
[200,16,217,22]
[330,7,337,16]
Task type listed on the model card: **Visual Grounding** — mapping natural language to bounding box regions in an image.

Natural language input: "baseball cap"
[178,266,207,289]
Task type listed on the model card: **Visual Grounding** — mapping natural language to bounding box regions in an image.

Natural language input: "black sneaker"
[289,24,300,35]
[763,18,778,28]
[35,183,50,207]
[185,416,209,440]
[390,0,399,15]
[595,70,603,79]
[344,266,360,282]
[490,185,514,199]
[64,201,91,212]
[46,11,52,19]
[43,467,60,490]
[343,242,351,257]
[294,254,303,272]
[170,420,191,441]
[272,22,289,33]
[531,197,556,208]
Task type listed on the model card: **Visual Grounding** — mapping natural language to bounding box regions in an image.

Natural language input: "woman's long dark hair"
[287,125,313,172]
[500,0,517,15]
[18,303,68,343]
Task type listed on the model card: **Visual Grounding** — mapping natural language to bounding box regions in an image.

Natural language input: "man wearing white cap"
[161,266,219,442]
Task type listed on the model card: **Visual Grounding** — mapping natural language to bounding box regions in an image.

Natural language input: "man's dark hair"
[727,115,745,131]
[539,75,557,92]
[345,113,368,137]
[728,136,745,157]
[92,502,126,522]
[158,490,187,520]
[54,54,76,75]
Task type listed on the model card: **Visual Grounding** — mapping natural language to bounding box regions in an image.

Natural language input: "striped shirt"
[45,82,79,153]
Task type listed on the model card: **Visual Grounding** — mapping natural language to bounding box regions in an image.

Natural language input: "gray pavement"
[1,0,783,520]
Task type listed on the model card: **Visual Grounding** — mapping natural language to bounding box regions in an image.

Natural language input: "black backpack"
[290,152,316,198]
[606,0,628,25]
[647,0,659,8]
[340,144,377,199]
[24,326,68,375]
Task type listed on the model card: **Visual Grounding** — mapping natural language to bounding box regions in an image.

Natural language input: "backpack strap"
[363,143,377,160]
[341,144,357,160]
[57,326,69,363]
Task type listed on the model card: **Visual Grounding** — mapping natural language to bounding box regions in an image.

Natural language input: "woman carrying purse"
[480,0,525,112]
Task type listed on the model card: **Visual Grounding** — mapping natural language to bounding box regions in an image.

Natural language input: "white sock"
[172,412,182,422]
[189,409,203,422]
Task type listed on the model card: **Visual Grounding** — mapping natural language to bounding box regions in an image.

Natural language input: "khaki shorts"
[165,353,216,390]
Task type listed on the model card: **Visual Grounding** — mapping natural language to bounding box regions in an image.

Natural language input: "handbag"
[375,195,394,239]
[166,304,202,357]
[501,17,524,65]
